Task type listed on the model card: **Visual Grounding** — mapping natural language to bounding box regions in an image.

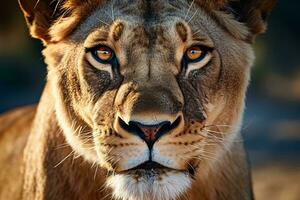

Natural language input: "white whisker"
[187,9,198,24]
[97,18,110,26]
[54,150,74,168]
[184,0,195,20]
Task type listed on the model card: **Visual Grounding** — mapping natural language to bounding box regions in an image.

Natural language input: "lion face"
[48,2,253,200]
[19,0,275,199]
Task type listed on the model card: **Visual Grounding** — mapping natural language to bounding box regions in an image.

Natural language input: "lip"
[118,161,170,175]
[119,161,196,177]
[127,161,170,171]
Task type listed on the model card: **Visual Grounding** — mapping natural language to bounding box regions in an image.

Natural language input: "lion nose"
[118,116,182,148]
[130,121,169,143]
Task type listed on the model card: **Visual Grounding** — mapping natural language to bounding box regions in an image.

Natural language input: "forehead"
[71,0,211,43]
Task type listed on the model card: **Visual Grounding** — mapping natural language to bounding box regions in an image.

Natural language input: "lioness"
[0,0,275,199]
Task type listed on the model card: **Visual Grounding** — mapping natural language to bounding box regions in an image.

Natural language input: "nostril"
[118,117,141,135]
[118,116,182,148]
[155,116,181,140]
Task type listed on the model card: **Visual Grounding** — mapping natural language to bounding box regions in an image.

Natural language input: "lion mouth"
[128,161,169,171]
[120,161,196,177]
[120,161,171,175]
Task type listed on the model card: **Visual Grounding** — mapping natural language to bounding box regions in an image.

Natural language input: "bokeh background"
[0,1,299,199]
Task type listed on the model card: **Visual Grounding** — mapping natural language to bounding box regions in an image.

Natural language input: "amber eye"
[185,46,207,62]
[91,46,114,64]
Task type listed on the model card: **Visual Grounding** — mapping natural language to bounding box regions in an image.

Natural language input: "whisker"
[192,28,203,36]
[55,143,70,150]
[187,9,198,24]
[51,0,62,17]
[184,0,195,20]
[111,3,115,21]
[54,150,74,168]
[34,0,41,9]
[97,18,110,26]
[94,164,99,180]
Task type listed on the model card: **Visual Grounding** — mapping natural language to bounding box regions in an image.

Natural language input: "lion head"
[19,0,275,199]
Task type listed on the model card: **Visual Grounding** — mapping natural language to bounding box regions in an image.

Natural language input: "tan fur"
[0,0,275,199]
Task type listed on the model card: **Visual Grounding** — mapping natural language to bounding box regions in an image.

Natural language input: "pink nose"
[118,116,182,148]
[136,124,165,142]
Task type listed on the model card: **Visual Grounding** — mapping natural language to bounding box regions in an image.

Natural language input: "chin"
[106,166,191,200]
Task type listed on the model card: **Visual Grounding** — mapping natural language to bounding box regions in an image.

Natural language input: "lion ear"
[19,0,102,44]
[196,0,276,40]
[18,0,64,44]
[227,0,277,36]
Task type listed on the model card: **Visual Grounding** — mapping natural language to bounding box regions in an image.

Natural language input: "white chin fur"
[106,171,191,200]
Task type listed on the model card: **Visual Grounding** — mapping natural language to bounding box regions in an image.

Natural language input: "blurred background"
[0,1,299,199]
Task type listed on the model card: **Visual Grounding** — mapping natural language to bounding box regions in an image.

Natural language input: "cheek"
[203,95,227,125]
[178,52,222,122]
[89,89,119,129]
[80,63,112,98]
[72,64,119,124]
[188,51,221,84]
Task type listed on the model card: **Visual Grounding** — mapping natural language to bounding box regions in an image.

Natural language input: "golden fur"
[0,0,275,199]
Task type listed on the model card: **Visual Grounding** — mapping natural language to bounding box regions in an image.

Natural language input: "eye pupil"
[186,46,205,62]
[94,46,114,62]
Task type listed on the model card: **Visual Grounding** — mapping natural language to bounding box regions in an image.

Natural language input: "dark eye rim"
[87,45,116,65]
[184,45,212,63]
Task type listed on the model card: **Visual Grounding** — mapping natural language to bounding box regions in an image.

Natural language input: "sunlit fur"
[0,0,275,200]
